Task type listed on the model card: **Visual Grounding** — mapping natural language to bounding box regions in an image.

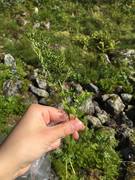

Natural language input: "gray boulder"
[97,111,110,124]
[4,54,16,73]
[3,79,22,96]
[34,69,47,90]
[30,84,49,98]
[85,115,102,128]
[121,93,133,103]
[102,94,125,115]
[79,97,95,115]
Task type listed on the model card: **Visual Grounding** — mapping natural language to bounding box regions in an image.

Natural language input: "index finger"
[42,106,69,125]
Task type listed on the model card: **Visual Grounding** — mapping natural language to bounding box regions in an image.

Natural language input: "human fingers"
[72,131,79,140]
[44,119,85,144]
[40,106,69,125]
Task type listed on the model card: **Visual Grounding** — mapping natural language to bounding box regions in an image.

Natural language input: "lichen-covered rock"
[102,94,125,115]
[4,54,16,73]
[97,111,110,124]
[34,69,47,90]
[85,115,102,128]
[121,93,133,103]
[79,97,95,115]
[29,84,49,98]
[3,79,22,96]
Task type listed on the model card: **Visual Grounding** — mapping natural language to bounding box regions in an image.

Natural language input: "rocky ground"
[0,1,135,179]
[1,52,135,179]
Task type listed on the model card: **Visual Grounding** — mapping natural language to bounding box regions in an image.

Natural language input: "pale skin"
[0,104,85,180]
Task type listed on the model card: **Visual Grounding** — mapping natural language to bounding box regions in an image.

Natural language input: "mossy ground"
[0,0,135,179]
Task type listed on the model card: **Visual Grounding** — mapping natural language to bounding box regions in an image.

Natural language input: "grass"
[0,0,135,179]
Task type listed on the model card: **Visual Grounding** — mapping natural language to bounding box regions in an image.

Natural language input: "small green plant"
[51,89,121,180]
[89,31,118,54]
[0,95,27,135]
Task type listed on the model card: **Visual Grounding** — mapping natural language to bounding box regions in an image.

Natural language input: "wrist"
[0,144,19,180]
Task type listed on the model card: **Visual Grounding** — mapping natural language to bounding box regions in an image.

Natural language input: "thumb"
[46,119,85,143]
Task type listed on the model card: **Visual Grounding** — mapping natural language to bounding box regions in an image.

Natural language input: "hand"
[0,104,85,180]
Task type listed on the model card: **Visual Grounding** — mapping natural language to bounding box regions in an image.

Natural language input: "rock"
[70,82,83,93]
[125,162,135,180]
[117,125,134,149]
[3,79,22,96]
[16,17,28,26]
[36,77,47,90]
[93,101,102,114]
[33,69,47,90]
[30,84,49,98]
[41,21,50,30]
[83,83,99,94]
[4,54,16,72]
[33,22,40,29]
[122,49,135,58]
[121,93,133,103]
[102,94,125,115]
[125,105,135,122]
[38,98,47,105]
[79,97,95,115]
[85,115,102,128]
[104,119,117,129]
[97,111,110,124]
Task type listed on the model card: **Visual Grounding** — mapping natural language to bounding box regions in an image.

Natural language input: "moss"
[52,127,121,180]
